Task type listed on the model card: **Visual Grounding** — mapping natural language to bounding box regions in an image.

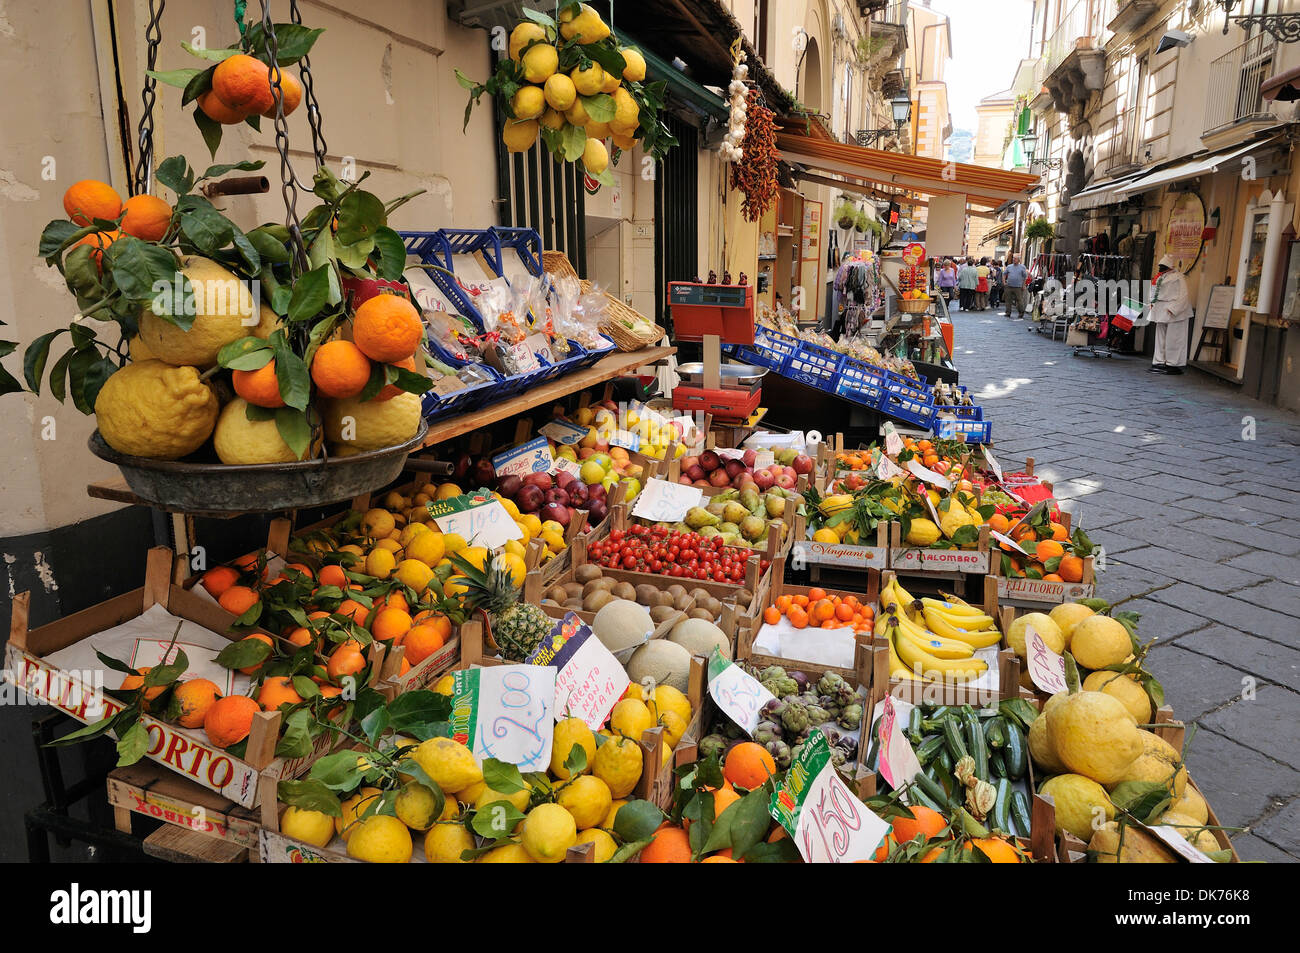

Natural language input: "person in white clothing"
[1147,254,1193,375]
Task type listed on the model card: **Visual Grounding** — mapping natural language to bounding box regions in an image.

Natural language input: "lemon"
[620,48,646,81]
[1046,691,1143,785]
[323,390,421,453]
[539,107,567,131]
[397,521,428,546]
[593,735,643,798]
[1049,601,1095,648]
[213,397,308,464]
[136,256,278,367]
[1070,616,1134,670]
[457,780,486,806]
[335,786,383,839]
[550,718,596,779]
[477,843,534,863]
[585,120,611,139]
[492,552,527,587]
[412,737,481,795]
[1158,811,1220,855]
[812,528,839,543]
[557,775,612,830]
[346,814,413,863]
[600,70,621,94]
[1083,670,1152,724]
[1167,783,1209,825]
[564,98,591,127]
[658,710,687,749]
[612,133,636,154]
[570,62,605,96]
[362,508,396,537]
[1028,706,1067,774]
[459,546,490,572]
[602,798,627,829]
[543,73,576,111]
[521,803,577,863]
[394,558,434,593]
[509,22,548,61]
[1089,821,1178,863]
[433,673,455,695]
[442,533,468,555]
[516,516,541,540]
[574,828,616,862]
[610,87,639,134]
[365,548,397,579]
[520,43,558,83]
[474,780,532,815]
[511,85,546,120]
[405,531,446,567]
[583,137,609,174]
[1106,730,1187,797]
[610,698,653,740]
[94,360,219,459]
[435,483,462,500]
[424,822,474,862]
[280,806,336,848]
[504,539,527,560]
[444,575,470,598]
[128,334,155,362]
[394,782,441,831]
[541,529,566,552]
[649,685,693,726]
[1039,773,1115,841]
[560,3,610,44]
[1006,612,1063,659]
[496,495,521,520]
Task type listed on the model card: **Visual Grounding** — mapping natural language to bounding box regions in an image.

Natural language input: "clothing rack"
[1077,254,1131,281]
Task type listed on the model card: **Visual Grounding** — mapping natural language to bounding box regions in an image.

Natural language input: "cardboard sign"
[1024,625,1069,695]
[541,420,589,445]
[707,648,776,736]
[876,455,905,480]
[801,539,889,569]
[552,456,584,479]
[998,576,1096,603]
[891,548,990,573]
[631,478,703,523]
[770,730,890,864]
[429,491,524,550]
[1149,825,1215,863]
[447,665,556,771]
[524,332,554,365]
[982,445,1003,482]
[492,436,554,479]
[717,448,745,460]
[507,341,542,374]
[610,430,641,452]
[527,613,628,730]
[431,375,466,397]
[883,422,904,457]
[876,696,922,790]
[906,458,953,490]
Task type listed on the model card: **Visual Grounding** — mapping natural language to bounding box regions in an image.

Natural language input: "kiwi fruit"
[689,587,712,604]
[674,594,694,612]
[649,605,679,624]
[735,589,754,606]
[634,584,659,606]
[563,598,585,610]
[583,589,615,613]
[700,597,723,618]
[547,586,569,603]
[541,599,560,607]
[667,584,687,600]
[582,578,615,599]
[611,581,637,602]
[574,564,604,584]
[563,582,585,601]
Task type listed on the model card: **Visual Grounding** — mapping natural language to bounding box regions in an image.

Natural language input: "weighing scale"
[667,281,761,422]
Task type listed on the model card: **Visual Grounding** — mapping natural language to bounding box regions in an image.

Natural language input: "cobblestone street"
[954,309,1300,861]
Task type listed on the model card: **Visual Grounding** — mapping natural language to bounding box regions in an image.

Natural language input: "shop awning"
[1113,137,1281,196]
[775,131,1041,209]
[1068,171,1149,211]
[1262,65,1300,102]
[980,219,1016,243]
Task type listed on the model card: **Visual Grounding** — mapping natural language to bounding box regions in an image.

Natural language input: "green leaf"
[454,67,482,92]
[357,361,387,403]
[181,65,215,106]
[335,190,387,246]
[581,93,616,123]
[728,786,775,860]
[181,42,242,62]
[481,758,529,795]
[244,23,325,64]
[563,742,589,778]
[214,637,271,670]
[309,750,367,790]
[218,335,273,370]
[1043,554,1063,574]
[560,122,586,161]
[586,45,628,80]
[271,333,311,410]
[1110,781,1173,823]
[292,676,320,699]
[177,197,235,255]
[371,226,408,281]
[275,709,314,758]
[44,704,133,746]
[244,402,276,422]
[390,364,430,395]
[109,238,183,308]
[277,778,342,816]
[200,159,267,181]
[142,648,188,688]
[23,329,66,394]
[360,705,391,746]
[246,227,292,264]
[231,226,261,273]
[387,690,452,732]
[335,236,375,271]
[519,7,556,29]
[949,525,979,546]
[1143,674,1166,710]
[39,220,95,261]
[613,799,664,843]
[147,67,202,88]
[156,156,196,196]
[193,107,223,159]
[288,265,331,322]
[471,801,526,840]
[116,721,149,766]
[275,407,312,459]
[588,165,615,189]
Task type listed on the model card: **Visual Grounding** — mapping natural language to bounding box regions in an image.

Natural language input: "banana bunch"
[877,577,996,683]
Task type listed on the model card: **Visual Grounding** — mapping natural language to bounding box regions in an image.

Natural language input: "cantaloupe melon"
[667,618,730,660]
[592,600,653,659]
[625,639,691,692]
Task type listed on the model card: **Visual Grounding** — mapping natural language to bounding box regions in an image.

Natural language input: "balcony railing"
[1204,32,1277,135]
[869,1,908,27]
[1044,0,1103,80]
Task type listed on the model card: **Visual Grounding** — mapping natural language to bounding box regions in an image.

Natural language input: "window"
[1130,54,1149,163]
[755,0,769,63]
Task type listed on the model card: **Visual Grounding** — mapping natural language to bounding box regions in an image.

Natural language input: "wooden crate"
[890,522,992,577]
[792,511,890,573]
[107,760,261,857]
[988,509,1097,605]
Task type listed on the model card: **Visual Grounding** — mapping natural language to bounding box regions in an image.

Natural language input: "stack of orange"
[834,449,875,472]
[762,587,875,635]
[311,293,425,402]
[988,515,1085,582]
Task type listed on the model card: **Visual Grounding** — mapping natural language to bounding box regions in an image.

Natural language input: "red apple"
[742,448,757,468]
[679,475,694,485]
[776,473,797,489]
[516,484,544,513]
[496,474,523,499]
[754,469,776,490]
[685,464,706,482]
[708,468,731,487]
[541,501,570,527]
[724,458,746,480]
[523,471,553,491]
[682,455,700,472]
[792,454,814,475]
[699,450,722,473]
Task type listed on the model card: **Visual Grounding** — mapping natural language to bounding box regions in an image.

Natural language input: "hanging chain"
[289,0,328,168]
[261,0,309,273]
[132,0,166,196]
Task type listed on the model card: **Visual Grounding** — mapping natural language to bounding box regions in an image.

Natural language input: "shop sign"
[1164,192,1205,274]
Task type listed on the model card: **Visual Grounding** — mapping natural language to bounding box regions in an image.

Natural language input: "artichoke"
[760,698,787,721]
[780,702,809,735]
[767,739,792,771]
[698,734,727,759]
[796,691,820,708]
[816,672,848,697]
[834,685,857,709]
[721,719,745,740]
[829,746,848,767]
[790,670,810,691]
[753,720,781,745]
[759,666,787,683]
[838,703,864,730]
[806,705,832,726]
[773,676,799,697]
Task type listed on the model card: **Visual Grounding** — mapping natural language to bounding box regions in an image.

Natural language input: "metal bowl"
[676,362,769,386]
[89,421,429,514]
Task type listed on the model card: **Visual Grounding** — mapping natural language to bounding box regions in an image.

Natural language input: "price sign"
[770,730,890,864]
[876,696,922,790]
[754,449,775,469]
[990,529,1030,556]
[541,420,589,445]
[429,491,524,550]
[707,648,776,736]
[552,456,584,479]
[524,332,554,365]
[883,423,904,457]
[1025,625,1068,695]
[876,455,905,480]
[1148,825,1215,863]
[982,445,1003,482]
[906,458,953,490]
[631,478,703,523]
[526,613,629,729]
[508,341,541,374]
[1005,500,1048,540]
[447,665,557,771]
[492,436,554,479]
[923,493,942,524]
[610,430,641,452]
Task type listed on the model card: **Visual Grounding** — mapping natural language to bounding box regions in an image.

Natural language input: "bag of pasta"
[525,276,569,358]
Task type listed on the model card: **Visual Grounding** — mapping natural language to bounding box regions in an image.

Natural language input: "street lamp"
[1020,132,1061,172]
[857,93,912,148]
[890,91,912,127]
[1217,0,1300,41]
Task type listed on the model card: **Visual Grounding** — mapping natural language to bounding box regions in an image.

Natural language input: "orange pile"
[762,587,875,635]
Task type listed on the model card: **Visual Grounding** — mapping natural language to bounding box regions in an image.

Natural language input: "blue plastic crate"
[950,403,984,421]
[882,368,932,403]
[878,390,936,428]
[440,228,503,276]
[421,369,502,422]
[782,339,844,392]
[934,417,992,443]
[489,226,544,277]
[573,336,616,368]
[724,342,781,371]
[835,357,888,408]
[756,329,802,367]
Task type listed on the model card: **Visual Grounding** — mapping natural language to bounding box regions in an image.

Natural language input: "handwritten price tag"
[1005,500,1048,540]
[552,456,584,479]
[876,696,922,791]
[906,458,953,490]
[707,649,776,736]
[430,493,524,550]
[1025,625,1068,695]
[883,422,904,457]
[1148,825,1215,863]
[448,665,556,771]
[771,730,890,864]
[982,445,1003,482]
[876,455,905,480]
[631,478,703,523]
[508,342,541,374]
[990,529,1030,556]
[492,436,554,479]
[527,613,629,729]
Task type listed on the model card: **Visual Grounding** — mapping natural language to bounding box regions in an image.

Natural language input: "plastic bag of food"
[525,276,568,357]
[425,309,484,363]
[550,276,604,351]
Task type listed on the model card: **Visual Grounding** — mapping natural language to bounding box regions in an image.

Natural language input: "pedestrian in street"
[1148,254,1193,375]
[957,257,977,311]
[937,258,958,306]
[1002,254,1029,318]
[975,257,991,310]
[990,259,1003,309]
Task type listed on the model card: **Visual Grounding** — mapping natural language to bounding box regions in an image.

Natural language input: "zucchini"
[863,713,884,770]
[983,716,1008,750]
[907,706,924,745]
[941,714,968,764]
[935,746,954,775]
[1004,720,1027,779]
[908,785,947,815]
[989,748,1008,778]
[964,709,988,781]
[991,777,1012,833]
[1010,790,1032,838]
[915,734,946,764]
[912,769,954,812]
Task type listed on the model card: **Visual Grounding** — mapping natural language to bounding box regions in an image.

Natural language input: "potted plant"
[853,209,870,234]
[835,200,856,230]
[1026,216,1055,242]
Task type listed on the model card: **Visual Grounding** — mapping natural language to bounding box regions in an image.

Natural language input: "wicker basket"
[897,297,931,314]
[542,251,665,351]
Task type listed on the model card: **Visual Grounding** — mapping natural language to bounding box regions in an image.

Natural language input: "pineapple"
[449,553,552,661]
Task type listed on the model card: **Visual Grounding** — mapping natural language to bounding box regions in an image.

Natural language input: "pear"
[685,506,720,529]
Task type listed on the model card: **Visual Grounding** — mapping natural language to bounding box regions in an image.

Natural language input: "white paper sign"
[755,450,775,469]
[1149,825,1215,863]
[457,665,557,771]
[774,733,891,864]
[541,420,589,445]
[492,436,554,479]
[432,499,524,550]
[982,445,1003,482]
[990,529,1030,556]
[883,422,904,457]
[717,448,745,460]
[707,648,776,736]
[631,478,703,523]
[527,614,629,730]
[1005,500,1049,540]
[877,695,923,789]
[507,341,541,374]
[611,430,641,452]
[907,458,953,490]
[1025,625,1068,695]
[552,456,584,479]
[876,455,905,480]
